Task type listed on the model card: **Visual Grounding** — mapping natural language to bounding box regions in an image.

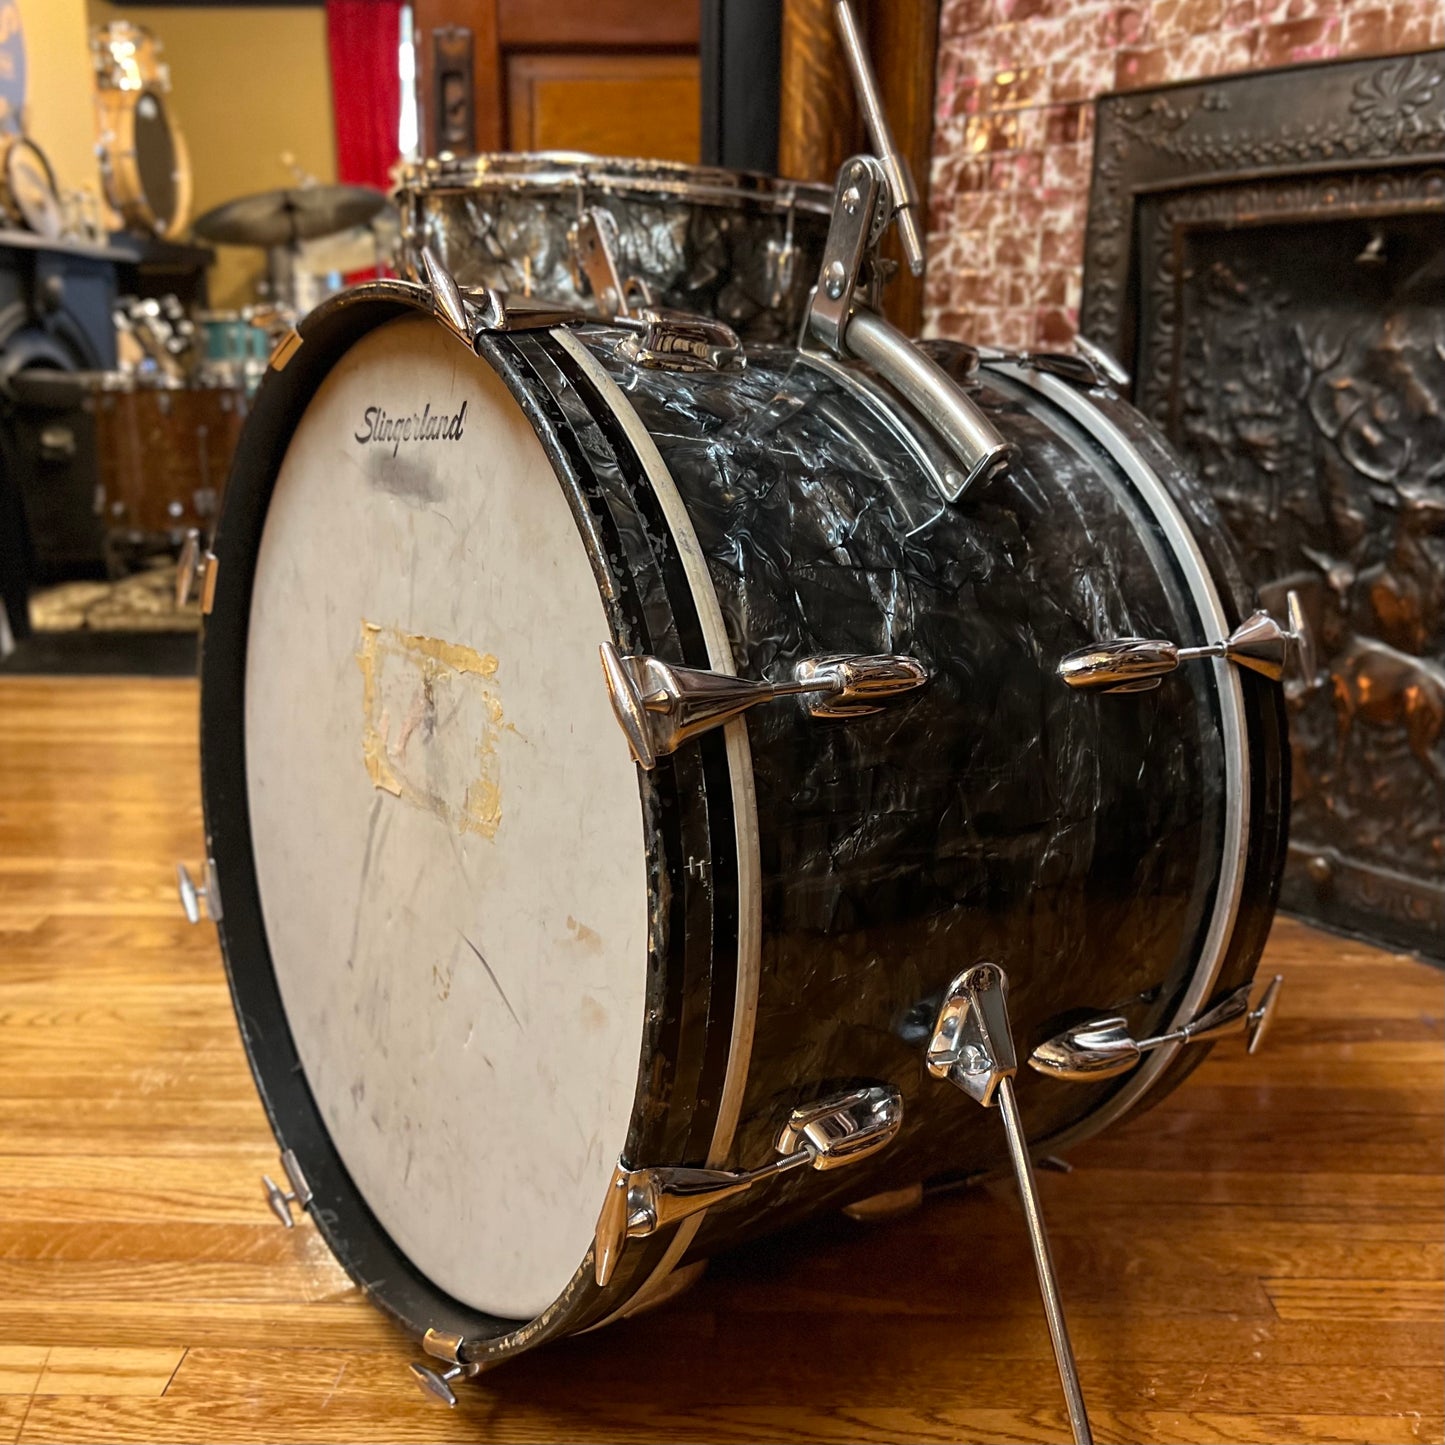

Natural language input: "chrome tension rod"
[928,964,1093,1445]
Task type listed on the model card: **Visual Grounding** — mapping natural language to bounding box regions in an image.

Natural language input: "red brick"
[1151,0,1229,38]
[1044,101,1087,145]
[1035,306,1077,347]
[1256,15,1342,65]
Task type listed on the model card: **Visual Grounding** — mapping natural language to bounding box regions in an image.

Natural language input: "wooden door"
[414,0,701,162]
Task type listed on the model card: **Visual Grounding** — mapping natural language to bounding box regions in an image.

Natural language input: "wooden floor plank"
[1,674,1440,1445]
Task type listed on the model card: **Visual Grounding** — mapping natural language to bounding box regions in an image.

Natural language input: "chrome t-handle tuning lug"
[1029,974,1284,1082]
[1059,589,1314,694]
[599,642,927,770]
[928,963,1093,1445]
[176,859,222,924]
[593,1085,903,1287]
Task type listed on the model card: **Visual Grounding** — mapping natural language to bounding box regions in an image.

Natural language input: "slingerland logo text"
[354,401,467,457]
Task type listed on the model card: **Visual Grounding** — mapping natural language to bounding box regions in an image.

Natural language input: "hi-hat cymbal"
[191,185,388,248]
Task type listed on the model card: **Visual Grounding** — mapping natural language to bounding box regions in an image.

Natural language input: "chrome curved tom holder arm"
[928,964,1094,1445]
[599,641,928,770]
[1059,589,1316,695]
[1030,974,1283,1082]
[803,154,1013,500]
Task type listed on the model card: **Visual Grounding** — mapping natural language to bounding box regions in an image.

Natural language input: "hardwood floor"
[0,676,1440,1444]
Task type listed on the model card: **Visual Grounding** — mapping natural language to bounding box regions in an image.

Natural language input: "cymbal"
[191,185,389,248]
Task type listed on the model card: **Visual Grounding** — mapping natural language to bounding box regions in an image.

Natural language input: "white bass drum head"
[243,315,649,1319]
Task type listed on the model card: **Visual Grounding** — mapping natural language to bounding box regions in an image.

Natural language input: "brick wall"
[923,0,1445,346]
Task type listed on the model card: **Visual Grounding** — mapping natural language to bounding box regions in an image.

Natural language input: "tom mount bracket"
[803,3,1014,503]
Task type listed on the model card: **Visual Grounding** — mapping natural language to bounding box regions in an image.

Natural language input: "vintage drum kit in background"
[91,22,191,240]
[175,5,1309,1441]
[84,298,259,560]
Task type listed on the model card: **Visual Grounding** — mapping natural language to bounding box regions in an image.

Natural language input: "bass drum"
[199,283,1287,1368]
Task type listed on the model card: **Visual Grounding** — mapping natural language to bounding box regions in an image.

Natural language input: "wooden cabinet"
[414,0,701,162]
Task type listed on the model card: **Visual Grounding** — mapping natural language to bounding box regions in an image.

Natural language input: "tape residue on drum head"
[242,316,650,1320]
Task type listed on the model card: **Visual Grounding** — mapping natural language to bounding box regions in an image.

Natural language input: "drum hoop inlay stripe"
[551,329,763,1320]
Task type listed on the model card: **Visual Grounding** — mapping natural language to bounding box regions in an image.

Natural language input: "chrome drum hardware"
[928,964,1094,1445]
[599,643,928,770]
[1059,590,1314,693]
[1030,975,1284,1082]
[175,528,218,613]
[261,1149,312,1228]
[175,859,221,923]
[593,1086,903,1288]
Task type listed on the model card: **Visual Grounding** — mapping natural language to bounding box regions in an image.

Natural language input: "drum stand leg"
[928,964,1093,1445]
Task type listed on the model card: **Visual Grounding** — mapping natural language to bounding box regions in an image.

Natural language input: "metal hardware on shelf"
[175,529,217,613]
[928,963,1093,1445]
[1059,590,1313,694]
[594,1084,903,1287]
[1029,974,1284,1082]
[832,0,924,276]
[176,859,222,924]
[614,308,743,372]
[261,1148,312,1228]
[599,641,927,770]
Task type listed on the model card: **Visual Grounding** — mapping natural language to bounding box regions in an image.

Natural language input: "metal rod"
[831,0,925,276]
[995,1075,1093,1445]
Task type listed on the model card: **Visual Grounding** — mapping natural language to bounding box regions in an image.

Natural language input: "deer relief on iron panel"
[1164,208,1445,903]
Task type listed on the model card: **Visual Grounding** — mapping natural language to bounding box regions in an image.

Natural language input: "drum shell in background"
[394,153,833,343]
[92,378,246,534]
[95,85,191,239]
[199,286,1287,1360]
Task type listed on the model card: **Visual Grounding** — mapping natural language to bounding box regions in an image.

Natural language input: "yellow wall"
[14,0,102,200]
[86,2,337,307]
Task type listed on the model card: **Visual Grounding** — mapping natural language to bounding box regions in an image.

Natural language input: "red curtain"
[326,0,403,193]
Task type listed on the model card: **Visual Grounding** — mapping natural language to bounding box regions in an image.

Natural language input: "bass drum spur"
[193,280,1289,1392]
